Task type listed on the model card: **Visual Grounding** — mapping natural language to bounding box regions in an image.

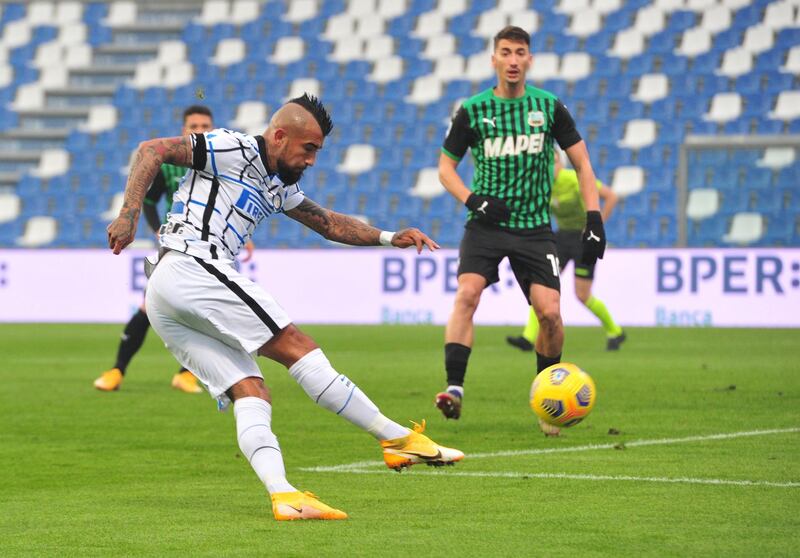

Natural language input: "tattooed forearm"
[120,136,193,222]
[286,198,381,246]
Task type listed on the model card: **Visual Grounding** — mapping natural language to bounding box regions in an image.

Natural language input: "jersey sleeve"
[552,101,582,150]
[442,106,477,161]
[190,129,243,176]
[282,183,305,211]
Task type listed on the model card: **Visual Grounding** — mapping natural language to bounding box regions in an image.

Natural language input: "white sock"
[447,385,464,398]
[288,349,409,441]
[233,397,296,494]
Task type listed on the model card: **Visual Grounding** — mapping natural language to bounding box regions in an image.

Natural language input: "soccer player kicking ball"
[107,94,463,521]
[506,150,625,353]
[434,26,606,437]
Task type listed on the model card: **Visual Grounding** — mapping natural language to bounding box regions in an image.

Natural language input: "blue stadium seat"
[666,11,696,33]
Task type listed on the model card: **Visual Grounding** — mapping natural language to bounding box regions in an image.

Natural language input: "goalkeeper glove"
[581,210,606,266]
[465,194,511,224]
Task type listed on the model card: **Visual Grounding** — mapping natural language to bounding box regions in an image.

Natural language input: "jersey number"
[546,254,560,277]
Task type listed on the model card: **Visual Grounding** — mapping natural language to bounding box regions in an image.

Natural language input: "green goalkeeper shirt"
[442,85,583,230]
[143,163,187,232]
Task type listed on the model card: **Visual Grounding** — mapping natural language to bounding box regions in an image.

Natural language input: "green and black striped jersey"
[442,85,582,229]
[143,163,187,232]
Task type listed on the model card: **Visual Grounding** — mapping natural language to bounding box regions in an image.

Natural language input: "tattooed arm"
[285,198,439,253]
[107,135,194,254]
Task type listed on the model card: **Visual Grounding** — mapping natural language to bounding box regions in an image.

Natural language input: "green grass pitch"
[1,324,798,557]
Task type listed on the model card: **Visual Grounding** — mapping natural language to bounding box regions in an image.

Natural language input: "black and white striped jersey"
[159,128,304,261]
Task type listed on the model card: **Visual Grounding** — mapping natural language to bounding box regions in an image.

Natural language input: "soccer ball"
[530,362,596,427]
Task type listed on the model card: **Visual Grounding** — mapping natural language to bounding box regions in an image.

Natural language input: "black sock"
[114,309,150,374]
[536,352,562,374]
[444,343,472,387]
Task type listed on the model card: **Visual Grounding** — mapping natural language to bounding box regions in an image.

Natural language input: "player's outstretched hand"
[391,228,440,253]
[581,210,606,266]
[465,193,511,224]
[107,216,138,255]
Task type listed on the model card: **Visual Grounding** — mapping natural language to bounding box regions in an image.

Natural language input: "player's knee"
[455,285,482,312]
[228,377,271,402]
[537,307,562,332]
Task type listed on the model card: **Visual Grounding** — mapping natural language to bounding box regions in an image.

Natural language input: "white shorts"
[145,251,292,406]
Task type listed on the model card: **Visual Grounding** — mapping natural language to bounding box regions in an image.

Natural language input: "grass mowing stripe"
[302,427,800,472]
[331,469,800,489]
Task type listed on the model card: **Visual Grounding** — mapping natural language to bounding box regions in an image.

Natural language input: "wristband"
[379,230,395,246]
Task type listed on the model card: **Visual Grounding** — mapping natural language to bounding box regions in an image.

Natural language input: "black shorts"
[555,230,595,280]
[458,220,560,299]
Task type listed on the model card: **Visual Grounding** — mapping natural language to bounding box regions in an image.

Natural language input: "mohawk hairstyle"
[287,93,334,137]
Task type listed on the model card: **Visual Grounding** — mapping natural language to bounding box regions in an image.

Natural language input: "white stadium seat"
[617,119,656,150]
[164,62,193,88]
[348,0,376,16]
[611,166,645,197]
[232,100,268,136]
[700,6,732,34]
[130,60,163,89]
[80,105,118,133]
[676,27,711,57]
[230,0,260,25]
[764,2,795,30]
[33,42,62,69]
[433,54,466,82]
[437,0,467,17]
[354,14,385,39]
[104,2,137,27]
[413,12,447,39]
[593,0,622,15]
[364,36,394,62]
[55,1,83,24]
[158,41,188,65]
[654,0,685,12]
[324,13,355,41]
[716,48,753,78]
[422,34,456,59]
[686,0,715,10]
[368,56,403,83]
[0,193,21,224]
[65,44,92,69]
[608,29,645,59]
[286,77,320,100]
[530,53,560,81]
[377,0,408,19]
[704,92,742,123]
[474,10,508,38]
[27,2,55,26]
[0,64,11,88]
[633,6,666,36]
[756,147,796,170]
[271,37,305,65]
[283,0,318,24]
[769,91,800,120]
[17,216,57,247]
[337,144,376,175]
[465,51,494,82]
[632,73,668,104]
[560,52,591,82]
[57,23,87,46]
[405,74,443,104]
[31,149,70,179]
[40,66,68,87]
[410,168,446,199]
[329,37,363,63]
[497,0,528,12]
[723,212,763,245]
[197,0,230,26]
[11,83,44,110]
[686,188,719,220]
[782,46,800,74]
[211,38,245,67]
[568,11,601,38]
[101,193,124,221]
[721,0,749,8]
[2,20,32,49]
[557,0,590,15]
[742,25,774,54]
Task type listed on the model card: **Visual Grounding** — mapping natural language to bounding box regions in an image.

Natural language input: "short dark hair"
[493,26,530,49]
[287,93,334,136]
[183,105,213,122]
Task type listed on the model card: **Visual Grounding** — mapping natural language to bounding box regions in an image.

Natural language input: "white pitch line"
[319,469,800,489]
[300,427,800,473]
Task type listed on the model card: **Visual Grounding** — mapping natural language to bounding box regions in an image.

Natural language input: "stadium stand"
[0,0,797,248]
